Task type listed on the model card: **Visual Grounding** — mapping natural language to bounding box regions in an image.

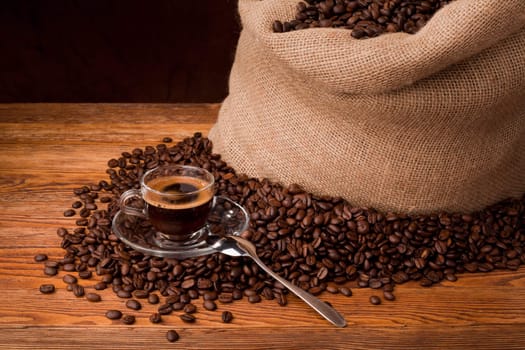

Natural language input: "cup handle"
[119,189,147,218]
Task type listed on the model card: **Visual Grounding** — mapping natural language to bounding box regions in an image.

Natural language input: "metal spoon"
[209,235,347,328]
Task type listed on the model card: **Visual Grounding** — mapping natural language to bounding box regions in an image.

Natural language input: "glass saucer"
[112,196,250,259]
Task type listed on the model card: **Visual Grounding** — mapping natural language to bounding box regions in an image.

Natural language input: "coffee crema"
[144,175,214,239]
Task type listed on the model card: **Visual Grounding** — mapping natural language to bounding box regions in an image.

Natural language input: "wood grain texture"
[0,103,524,349]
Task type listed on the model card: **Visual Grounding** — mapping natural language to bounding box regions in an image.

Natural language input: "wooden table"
[0,103,524,349]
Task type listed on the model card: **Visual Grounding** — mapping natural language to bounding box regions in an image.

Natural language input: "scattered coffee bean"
[62,274,77,285]
[148,293,160,305]
[221,311,234,323]
[166,329,179,343]
[39,284,55,294]
[72,284,85,297]
[203,300,217,311]
[184,303,197,314]
[63,209,76,217]
[86,293,101,302]
[339,287,352,297]
[383,291,396,301]
[43,266,58,276]
[162,137,173,143]
[149,313,162,324]
[122,314,135,325]
[105,310,123,320]
[78,270,92,279]
[34,254,48,262]
[180,313,196,323]
[43,132,525,346]
[134,290,149,299]
[94,282,107,290]
[370,295,381,305]
[126,299,141,311]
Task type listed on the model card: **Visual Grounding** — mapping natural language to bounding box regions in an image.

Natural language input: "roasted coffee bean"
[39,284,55,294]
[105,310,123,320]
[370,295,381,305]
[203,300,217,311]
[148,293,160,304]
[126,299,141,311]
[383,291,396,301]
[248,295,261,304]
[63,209,76,217]
[222,311,234,323]
[149,313,162,324]
[34,254,48,262]
[72,284,85,297]
[134,290,149,299]
[117,289,132,298]
[78,270,92,279]
[273,0,456,38]
[86,293,101,302]
[339,287,352,297]
[158,303,173,315]
[122,315,135,325]
[47,132,525,329]
[162,137,173,143]
[180,313,196,323]
[218,293,233,304]
[62,274,77,285]
[44,266,58,276]
[184,303,197,314]
[166,329,179,343]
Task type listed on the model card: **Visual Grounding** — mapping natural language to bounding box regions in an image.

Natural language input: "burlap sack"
[209,0,525,214]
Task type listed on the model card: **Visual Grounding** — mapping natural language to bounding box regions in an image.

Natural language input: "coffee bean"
[93,282,107,291]
[166,330,179,343]
[184,303,197,314]
[203,300,217,311]
[105,310,123,320]
[45,132,525,333]
[180,313,196,323]
[248,295,261,304]
[117,290,132,298]
[148,293,160,304]
[126,299,141,311]
[149,313,162,324]
[370,295,381,305]
[158,303,173,315]
[72,284,85,297]
[162,137,173,143]
[63,209,76,217]
[78,270,92,279]
[383,291,396,301]
[122,315,135,325]
[62,274,77,285]
[44,266,58,276]
[221,311,234,323]
[39,284,55,294]
[134,290,149,299]
[34,254,48,262]
[86,293,101,302]
[274,0,456,39]
[339,287,352,297]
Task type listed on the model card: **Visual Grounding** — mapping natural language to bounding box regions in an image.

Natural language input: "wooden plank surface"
[0,103,524,349]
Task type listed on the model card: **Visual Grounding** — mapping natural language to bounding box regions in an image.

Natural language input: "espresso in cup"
[119,164,216,246]
[144,175,214,240]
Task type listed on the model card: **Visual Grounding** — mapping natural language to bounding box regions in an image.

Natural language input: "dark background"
[0,0,241,103]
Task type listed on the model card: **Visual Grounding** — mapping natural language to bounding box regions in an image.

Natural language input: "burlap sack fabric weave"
[209,0,525,214]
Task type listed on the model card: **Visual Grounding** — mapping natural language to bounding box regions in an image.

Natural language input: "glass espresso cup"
[119,164,215,247]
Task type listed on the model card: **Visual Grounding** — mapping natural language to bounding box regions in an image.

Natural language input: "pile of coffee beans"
[273,0,456,38]
[38,132,524,343]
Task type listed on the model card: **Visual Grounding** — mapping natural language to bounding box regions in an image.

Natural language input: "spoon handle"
[233,237,347,328]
